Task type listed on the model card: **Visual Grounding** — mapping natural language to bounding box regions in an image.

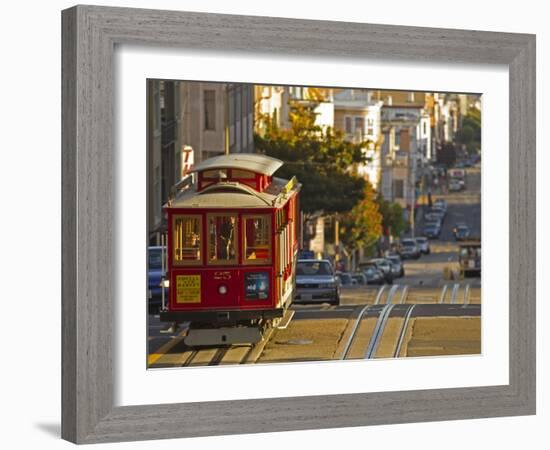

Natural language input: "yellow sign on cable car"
[176,275,201,303]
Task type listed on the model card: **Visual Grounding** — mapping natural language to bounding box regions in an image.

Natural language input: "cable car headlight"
[218,284,228,295]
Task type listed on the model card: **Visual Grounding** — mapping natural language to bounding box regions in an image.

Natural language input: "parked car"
[425,207,445,223]
[361,266,385,285]
[367,258,394,284]
[148,246,167,313]
[448,179,463,192]
[454,224,471,241]
[386,258,403,278]
[351,272,368,286]
[434,198,447,213]
[415,236,431,254]
[453,222,469,236]
[423,221,441,239]
[400,238,421,259]
[295,259,340,305]
[386,254,405,277]
[432,205,446,218]
[335,272,356,287]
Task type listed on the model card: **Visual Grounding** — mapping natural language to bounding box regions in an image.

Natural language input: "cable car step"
[184,327,262,346]
[276,309,295,330]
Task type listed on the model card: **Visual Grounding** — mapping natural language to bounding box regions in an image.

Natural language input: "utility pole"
[410,148,416,238]
[224,85,230,155]
[334,217,340,268]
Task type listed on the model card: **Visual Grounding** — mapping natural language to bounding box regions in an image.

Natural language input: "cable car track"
[149,285,481,367]
[339,285,479,360]
[393,304,417,358]
[364,303,395,358]
[439,283,472,304]
[341,285,409,359]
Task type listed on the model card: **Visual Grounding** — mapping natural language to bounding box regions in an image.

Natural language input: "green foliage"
[456,125,474,145]
[437,141,458,167]
[377,195,407,237]
[460,108,481,148]
[254,102,370,215]
[339,182,383,250]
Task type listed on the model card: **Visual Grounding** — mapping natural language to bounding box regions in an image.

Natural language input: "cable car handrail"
[169,175,193,200]
[198,181,273,206]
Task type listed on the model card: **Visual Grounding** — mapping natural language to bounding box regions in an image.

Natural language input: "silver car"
[415,237,431,254]
[386,255,404,277]
[400,238,421,259]
[294,259,340,305]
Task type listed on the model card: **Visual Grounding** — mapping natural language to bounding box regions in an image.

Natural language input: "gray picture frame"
[61,5,536,444]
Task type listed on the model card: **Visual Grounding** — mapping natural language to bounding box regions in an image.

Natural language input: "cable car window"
[231,169,255,179]
[208,213,238,265]
[202,169,227,180]
[243,215,271,265]
[173,215,202,265]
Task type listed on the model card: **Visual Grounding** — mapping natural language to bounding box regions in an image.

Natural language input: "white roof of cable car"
[170,177,299,209]
[191,153,283,176]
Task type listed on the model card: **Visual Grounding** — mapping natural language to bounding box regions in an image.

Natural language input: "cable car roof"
[170,176,300,209]
[191,153,283,176]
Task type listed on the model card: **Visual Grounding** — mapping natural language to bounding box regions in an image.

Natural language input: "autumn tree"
[339,182,383,252]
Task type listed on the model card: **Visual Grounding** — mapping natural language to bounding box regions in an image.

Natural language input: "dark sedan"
[148,246,167,312]
[424,222,441,239]
[454,224,471,241]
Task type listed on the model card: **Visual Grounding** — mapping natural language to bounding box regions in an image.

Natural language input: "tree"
[254,101,370,215]
[339,182,383,252]
[456,125,474,145]
[377,195,407,237]
[459,108,481,154]
[437,141,457,167]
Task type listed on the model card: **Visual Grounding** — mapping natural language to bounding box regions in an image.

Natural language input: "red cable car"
[159,153,301,346]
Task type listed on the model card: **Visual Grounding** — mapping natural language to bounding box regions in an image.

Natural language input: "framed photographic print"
[62,5,535,444]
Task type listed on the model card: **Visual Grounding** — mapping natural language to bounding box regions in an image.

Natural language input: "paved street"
[147,166,482,368]
[400,165,481,288]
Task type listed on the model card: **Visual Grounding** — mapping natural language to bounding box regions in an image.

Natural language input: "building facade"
[333,89,384,190]
[147,81,255,244]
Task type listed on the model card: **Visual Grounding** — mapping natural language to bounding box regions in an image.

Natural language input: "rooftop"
[170,177,300,209]
[191,153,283,176]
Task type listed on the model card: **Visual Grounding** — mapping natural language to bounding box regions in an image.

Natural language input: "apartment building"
[254,85,334,134]
[333,89,384,190]
[147,81,254,244]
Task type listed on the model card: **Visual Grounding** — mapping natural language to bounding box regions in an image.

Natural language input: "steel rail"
[439,284,449,304]
[239,344,256,364]
[208,347,230,366]
[339,285,385,360]
[393,304,417,358]
[181,349,199,367]
[340,301,375,360]
[365,303,395,359]
[399,286,409,304]
[450,283,460,304]
[373,285,387,305]
[463,283,471,305]
[385,285,400,304]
